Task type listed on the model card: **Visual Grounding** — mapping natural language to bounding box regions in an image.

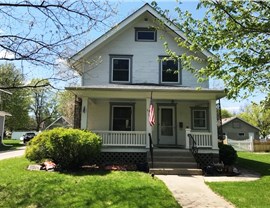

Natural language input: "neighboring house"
[222,117,260,141]
[0,89,12,142]
[67,4,225,173]
[45,116,73,130]
[0,111,12,140]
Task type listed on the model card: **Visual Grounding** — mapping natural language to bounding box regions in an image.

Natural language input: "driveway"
[0,146,26,160]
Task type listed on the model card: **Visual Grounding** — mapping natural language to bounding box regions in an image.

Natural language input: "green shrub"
[219,144,238,166]
[25,128,102,170]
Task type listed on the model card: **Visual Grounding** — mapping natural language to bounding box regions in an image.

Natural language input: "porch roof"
[67,84,226,100]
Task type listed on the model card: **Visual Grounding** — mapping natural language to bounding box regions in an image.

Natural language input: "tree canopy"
[29,79,59,131]
[0,63,31,131]
[238,102,270,138]
[154,0,270,99]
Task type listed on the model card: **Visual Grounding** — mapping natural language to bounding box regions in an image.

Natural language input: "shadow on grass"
[0,145,17,152]
[236,157,270,176]
[0,140,25,152]
[15,180,180,208]
[0,158,180,207]
[59,169,112,176]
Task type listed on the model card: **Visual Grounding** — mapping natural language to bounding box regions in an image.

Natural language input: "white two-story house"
[67,4,225,173]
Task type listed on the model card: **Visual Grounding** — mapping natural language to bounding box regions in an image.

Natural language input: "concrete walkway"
[157,170,260,208]
[158,175,235,208]
[0,146,26,160]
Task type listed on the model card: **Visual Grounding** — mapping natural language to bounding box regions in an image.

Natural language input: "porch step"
[152,149,193,157]
[152,161,198,169]
[148,148,201,173]
[152,156,195,162]
[149,168,203,175]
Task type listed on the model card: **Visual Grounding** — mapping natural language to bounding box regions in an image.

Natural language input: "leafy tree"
[29,79,59,131]
[221,109,233,119]
[153,1,270,98]
[57,90,75,124]
[0,63,31,131]
[238,103,270,138]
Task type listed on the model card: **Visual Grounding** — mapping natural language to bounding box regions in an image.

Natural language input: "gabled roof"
[69,3,214,67]
[45,116,72,130]
[222,116,260,131]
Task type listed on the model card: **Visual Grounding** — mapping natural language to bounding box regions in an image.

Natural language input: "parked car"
[23,133,36,144]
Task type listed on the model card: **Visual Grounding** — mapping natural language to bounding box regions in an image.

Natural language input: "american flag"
[149,100,155,126]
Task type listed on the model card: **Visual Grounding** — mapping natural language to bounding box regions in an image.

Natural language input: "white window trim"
[160,59,180,84]
[192,109,208,130]
[111,57,131,83]
[111,105,134,131]
[135,28,156,42]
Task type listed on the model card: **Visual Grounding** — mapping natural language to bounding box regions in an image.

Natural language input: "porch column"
[146,98,151,148]
[210,100,218,149]
[81,97,88,130]
[185,128,191,149]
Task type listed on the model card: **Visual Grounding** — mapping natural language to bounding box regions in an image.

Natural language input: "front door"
[158,106,176,145]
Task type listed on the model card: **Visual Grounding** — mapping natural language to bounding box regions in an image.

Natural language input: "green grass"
[207,152,270,208]
[0,139,25,151]
[0,157,180,208]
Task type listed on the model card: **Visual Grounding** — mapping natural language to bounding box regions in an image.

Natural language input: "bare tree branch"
[0,0,117,65]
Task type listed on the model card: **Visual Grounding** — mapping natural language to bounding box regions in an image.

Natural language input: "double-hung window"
[191,108,208,130]
[160,57,181,84]
[110,55,132,83]
[111,104,134,131]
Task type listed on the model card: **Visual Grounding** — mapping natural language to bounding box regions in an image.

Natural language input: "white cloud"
[0,50,15,59]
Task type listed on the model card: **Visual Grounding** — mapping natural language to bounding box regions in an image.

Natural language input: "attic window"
[135,28,156,42]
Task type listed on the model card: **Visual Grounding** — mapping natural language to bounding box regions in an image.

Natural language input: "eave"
[66,85,225,100]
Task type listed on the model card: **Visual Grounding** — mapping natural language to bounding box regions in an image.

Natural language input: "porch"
[68,85,224,152]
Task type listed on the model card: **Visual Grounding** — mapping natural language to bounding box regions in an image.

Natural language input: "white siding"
[88,99,146,131]
[88,100,110,130]
[82,15,209,88]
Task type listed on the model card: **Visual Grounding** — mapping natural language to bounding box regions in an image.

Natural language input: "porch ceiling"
[67,85,226,100]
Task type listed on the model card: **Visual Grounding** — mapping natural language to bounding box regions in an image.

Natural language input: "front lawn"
[0,139,24,151]
[207,152,270,208]
[0,157,180,208]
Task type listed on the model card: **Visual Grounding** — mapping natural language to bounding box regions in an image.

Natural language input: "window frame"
[159,56,181,84]
[110,103,135,131]
[109,55,133,83]
[191,108,209,130]
[135,27,157,42]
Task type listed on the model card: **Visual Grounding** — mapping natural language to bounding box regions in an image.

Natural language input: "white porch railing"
[94,131,147,147]
[185,129,212,148]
